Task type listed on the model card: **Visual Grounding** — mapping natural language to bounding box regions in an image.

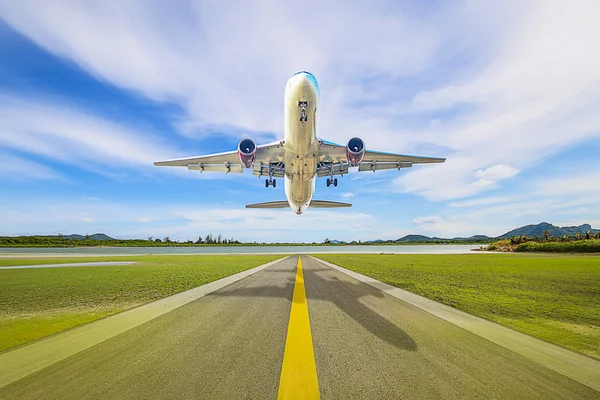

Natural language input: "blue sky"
[1,1,599,243]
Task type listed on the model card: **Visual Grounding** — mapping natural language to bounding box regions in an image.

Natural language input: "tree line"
[0,234,244,248]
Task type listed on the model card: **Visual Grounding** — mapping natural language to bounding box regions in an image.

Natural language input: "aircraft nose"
[293,73,310,87]
[291,71,314,86]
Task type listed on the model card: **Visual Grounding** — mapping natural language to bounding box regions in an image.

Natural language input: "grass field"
[0,255,281,352]
[316,254,600,360]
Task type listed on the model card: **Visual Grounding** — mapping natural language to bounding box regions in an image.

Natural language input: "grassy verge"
[485,238,600,252]
[0,255,281,352]
[516,240,600,252]
[316,254,600,360]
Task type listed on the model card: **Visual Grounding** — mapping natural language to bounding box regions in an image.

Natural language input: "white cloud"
[411,215,480,237]
[0,0,443,140]
[341,192,355,198]
[475,164,519,182]
[449,196,515,208]
[0,197,379,242]
[4,1,597,202]
[399,0,600,200]
[534,171,600,197]
[0,95,178,175]
[0,152,62,181]
[412,216,443,226]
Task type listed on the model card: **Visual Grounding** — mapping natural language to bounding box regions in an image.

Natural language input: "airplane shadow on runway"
[208,262,417,351]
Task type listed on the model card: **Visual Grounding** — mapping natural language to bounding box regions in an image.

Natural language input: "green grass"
[316,254,600,360]
[0,255,281,352]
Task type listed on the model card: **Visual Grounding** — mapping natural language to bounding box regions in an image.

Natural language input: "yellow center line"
[278,257,320,400]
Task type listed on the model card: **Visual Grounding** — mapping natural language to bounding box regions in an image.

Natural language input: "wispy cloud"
[449,196,516,208]
[1,1,599,240]
[0,197,378,242]
[0,94,186,178]
[5,1,597,201]
[395,0,600,200]
[0,151,62,181]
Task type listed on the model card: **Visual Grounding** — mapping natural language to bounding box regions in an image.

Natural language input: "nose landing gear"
[298,101,308,122]
[326,178,338,188]
[265,178,276,188]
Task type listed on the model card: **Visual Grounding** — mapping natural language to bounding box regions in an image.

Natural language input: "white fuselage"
[283,72,320,215]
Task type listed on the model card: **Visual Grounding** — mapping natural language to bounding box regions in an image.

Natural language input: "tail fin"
[310,200,352,208]
[246,201,289,209]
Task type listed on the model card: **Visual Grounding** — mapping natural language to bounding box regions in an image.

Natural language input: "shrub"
[516,240,600,253]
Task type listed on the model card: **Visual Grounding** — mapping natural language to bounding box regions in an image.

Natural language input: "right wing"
[154,141,285,173]
[318,140,445,176]
[310,200,352,208]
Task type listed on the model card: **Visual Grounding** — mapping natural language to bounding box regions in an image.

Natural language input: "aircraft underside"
[154,71,446,214]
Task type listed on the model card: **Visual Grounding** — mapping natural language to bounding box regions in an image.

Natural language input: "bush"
[516,240,600,253]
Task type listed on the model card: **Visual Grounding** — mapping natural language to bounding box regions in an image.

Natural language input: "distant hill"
[359,222,598,243]
[394,234,493,242]
[396,234,435,242]
[498,223,599,239]
[53,233,115,241]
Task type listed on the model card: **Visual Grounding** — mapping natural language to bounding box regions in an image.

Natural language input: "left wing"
[154,141,284,174]
[318,140,445,176]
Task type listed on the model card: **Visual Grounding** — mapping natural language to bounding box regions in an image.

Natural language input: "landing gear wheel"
[333,178,338,187]
[273,179,276,188]
[265,179,269,188]
[326,178,331,187]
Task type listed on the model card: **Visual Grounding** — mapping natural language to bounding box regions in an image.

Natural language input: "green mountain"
[54,233,115,241]
[499,223,598,239]
[389,223,598,243]
[395,234,435,242]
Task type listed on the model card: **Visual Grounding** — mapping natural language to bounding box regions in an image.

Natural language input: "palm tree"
[544,230,550,241]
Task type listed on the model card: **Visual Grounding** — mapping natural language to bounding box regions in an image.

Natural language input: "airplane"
[154,71,445,215]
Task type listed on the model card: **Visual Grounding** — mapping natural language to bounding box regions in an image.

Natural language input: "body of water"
[0,245,482,256]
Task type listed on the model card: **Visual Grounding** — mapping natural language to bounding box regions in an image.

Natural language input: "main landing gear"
[265,178,276,188]
[326,178,338,187]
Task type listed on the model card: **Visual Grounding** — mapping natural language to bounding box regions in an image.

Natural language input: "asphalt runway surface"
[1,256,598,399]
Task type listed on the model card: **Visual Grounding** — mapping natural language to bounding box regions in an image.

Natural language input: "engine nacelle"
[238,138,257,168]
[346,137,365,166]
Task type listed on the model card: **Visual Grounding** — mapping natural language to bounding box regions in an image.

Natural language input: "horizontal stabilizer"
[246,201,289,209]
[310,200,352,208]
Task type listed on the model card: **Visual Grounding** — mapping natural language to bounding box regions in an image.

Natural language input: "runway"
[0,256,597,399]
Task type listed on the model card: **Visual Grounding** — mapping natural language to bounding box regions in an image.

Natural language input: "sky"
[1,0,599,243]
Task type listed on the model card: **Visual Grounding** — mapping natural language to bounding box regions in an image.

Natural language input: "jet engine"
[346,137,365,166]
[238,138,257,168]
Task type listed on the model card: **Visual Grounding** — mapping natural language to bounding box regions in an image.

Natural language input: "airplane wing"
[317,140,445,176]
[246,200,352,209]
[154,140,285,173]
[246,201,289,209]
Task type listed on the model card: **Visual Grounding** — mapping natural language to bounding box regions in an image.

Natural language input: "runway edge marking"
[309,256,600,393]
[0,256,290,389]
[278,257,320,400]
